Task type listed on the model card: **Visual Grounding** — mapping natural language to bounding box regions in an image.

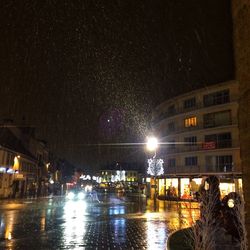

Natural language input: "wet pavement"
[0,193,199,249]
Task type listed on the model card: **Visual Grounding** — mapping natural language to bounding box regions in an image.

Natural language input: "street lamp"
[146,136,164,211]
[146,137,158,153]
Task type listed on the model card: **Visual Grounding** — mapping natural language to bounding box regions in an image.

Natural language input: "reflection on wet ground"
[0,194,200,249]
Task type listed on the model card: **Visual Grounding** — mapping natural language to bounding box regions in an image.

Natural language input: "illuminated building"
[99,169,138,184]
[0,124,50,198]
[151,81,241,199]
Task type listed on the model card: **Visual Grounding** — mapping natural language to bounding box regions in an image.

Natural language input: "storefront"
[219,178,242,198]
[158,178,178,198]
[156,176,242,201]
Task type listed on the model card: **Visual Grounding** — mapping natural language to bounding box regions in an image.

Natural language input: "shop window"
[184,117,197,127]
[185,156,198,166]
[219,182,235,198]
[184,97,196,109]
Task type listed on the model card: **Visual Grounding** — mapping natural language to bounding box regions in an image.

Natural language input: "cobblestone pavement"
[0,194,199,249]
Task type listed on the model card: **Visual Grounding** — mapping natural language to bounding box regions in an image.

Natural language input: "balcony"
[152,97,238,125]
[166,166,201,174]
[165,164,236,175]
[160,119,238,137]
[166,140,238,154]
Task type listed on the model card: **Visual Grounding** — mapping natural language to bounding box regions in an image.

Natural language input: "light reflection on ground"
[0,194,200,249]
[62,200,87,249]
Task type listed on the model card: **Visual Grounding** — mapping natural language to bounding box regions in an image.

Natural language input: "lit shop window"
[184,117,197,127]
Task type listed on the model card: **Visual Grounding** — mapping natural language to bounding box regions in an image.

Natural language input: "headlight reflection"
[67,192,75,200]
[62,200,87,249]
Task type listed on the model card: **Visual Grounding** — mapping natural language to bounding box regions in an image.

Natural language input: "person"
[167,186,171,197]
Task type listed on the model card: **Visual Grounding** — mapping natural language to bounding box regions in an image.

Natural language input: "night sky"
[0,0,234,171]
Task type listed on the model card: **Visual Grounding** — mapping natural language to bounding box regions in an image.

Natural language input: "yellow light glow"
[13,156,20,170]
[184,117,197,127]
[219,182,235,198]
[192,178,202,185]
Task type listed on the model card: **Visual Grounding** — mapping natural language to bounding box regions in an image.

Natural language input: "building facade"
[0,125,50,198]
[100,169,138,183]
[151,81,242,199]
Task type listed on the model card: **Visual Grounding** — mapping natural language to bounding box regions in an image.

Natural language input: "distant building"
[100,169,138,184]
[0,124,50,198]
[151,81,242,199]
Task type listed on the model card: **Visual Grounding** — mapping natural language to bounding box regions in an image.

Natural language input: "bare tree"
[186,176,221,250]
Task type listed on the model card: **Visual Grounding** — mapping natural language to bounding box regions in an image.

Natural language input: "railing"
[152,97,238,125]
[166,166,201,174]
[166,141,239,154]
[159,120,238,137]
[165,165,236,175]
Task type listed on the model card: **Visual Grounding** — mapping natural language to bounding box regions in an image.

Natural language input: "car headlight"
[67,192,75,199]
[78,192,85,199]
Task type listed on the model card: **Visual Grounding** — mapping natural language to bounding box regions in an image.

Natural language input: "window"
[217,155,233,172]
[169,140,175,149]
[205,155,233,172]
[205,156,216,172]
[0,173,2,188]
[168,105,175,116]
[168,122,175,132]
[184,117,197,127]
[184,97,196,109]
[205,132,231,148]
[168,158,176,167]
[203,89,230,107]
[203,110,231,128]
[184,136,197,145]
[185,156,198,166]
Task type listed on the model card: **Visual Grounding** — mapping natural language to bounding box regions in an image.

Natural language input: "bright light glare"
[67,192,75,199]
[63,200,87,246]
[78,192,85,199]
[85,185,92,192]
[227,198,235,208]
[146,137,158,151]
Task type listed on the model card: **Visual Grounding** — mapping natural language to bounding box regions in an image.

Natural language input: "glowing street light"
[146,137,158,152]
[146,136,163,211]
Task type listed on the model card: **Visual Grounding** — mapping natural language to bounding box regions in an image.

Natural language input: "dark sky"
[0,0,234,171]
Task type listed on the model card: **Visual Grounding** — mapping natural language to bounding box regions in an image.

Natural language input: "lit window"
[184,117,197,127]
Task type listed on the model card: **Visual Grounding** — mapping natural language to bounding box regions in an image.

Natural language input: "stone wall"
[232,0,250,237]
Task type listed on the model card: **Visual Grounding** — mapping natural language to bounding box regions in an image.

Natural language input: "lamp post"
[146,136,164,211]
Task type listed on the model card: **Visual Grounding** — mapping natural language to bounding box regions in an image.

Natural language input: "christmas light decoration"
[147,158,164,176]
